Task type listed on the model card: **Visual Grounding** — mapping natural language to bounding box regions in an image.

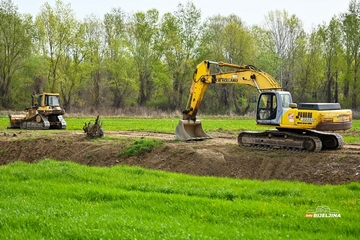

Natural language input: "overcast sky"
[14,0,351,31]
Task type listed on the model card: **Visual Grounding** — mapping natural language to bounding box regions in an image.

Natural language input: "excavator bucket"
[175,120,212,141]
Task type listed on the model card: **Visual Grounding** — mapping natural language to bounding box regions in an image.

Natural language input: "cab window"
[281,94,291,108]
[46,96,60,106]
[257,93,277,120]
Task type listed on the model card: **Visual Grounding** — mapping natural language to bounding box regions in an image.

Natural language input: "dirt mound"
[1,131,360,185]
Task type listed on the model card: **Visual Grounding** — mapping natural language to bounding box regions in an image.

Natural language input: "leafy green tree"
[294,29,324,102]
[16,55,48,108]
[103,8,137,108]
[199,15,257,115]
[59,19,87,112]
[34,0,84,111]
[81,14,106,110]
[341,0,360,109]
[160,2,202,110]
[263,10,304,93]
[201,15,255,65]
[0,0,32,108]
[126,9,161,107]
[217,15,257,114]
[250,25,281,80]
[318,17,344,103]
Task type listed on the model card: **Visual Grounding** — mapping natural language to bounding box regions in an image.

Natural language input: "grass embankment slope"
[0,116,359,239]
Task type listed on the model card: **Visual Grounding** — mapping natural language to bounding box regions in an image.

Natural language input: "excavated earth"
[0,130,360,185]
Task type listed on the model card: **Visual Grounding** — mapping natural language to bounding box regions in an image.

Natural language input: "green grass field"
[2,115,360,143]
[63,115,271,132]
[0,160,359,239]
[0,116,359,239]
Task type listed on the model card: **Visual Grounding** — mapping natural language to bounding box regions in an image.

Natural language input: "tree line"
[0,0,359,115]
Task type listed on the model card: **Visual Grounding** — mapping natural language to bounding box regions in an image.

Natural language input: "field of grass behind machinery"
[2,115,358,143]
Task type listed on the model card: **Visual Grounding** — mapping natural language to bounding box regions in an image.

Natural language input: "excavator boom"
[176,60,282,141]
[181,60,282,121]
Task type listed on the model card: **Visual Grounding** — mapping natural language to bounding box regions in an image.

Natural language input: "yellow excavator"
[175,60,352,152]
[8,93,66,130]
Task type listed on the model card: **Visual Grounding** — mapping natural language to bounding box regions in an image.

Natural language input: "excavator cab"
[256,91,292,126]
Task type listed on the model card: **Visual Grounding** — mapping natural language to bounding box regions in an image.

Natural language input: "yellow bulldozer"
[175,60,352,152]
[8,93,66,130]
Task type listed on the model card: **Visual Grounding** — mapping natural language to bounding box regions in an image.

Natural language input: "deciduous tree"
[160,2,202,110]
[341,0,360,109]
[126,9,161,106]
[35,0,79,111]
[0,0,32,108]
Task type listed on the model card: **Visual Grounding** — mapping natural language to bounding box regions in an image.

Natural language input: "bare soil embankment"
[0,130,359,185]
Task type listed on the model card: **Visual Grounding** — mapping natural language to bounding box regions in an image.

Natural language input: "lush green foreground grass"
[0,116,359,239]
[0,160,359,239]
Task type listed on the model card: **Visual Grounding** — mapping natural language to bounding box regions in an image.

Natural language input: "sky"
[13,0,351,31]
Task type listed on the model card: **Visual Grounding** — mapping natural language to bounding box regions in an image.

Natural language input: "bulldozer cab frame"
[35,93,61,108]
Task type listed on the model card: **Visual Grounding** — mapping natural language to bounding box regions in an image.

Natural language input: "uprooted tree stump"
[83,115,104,138]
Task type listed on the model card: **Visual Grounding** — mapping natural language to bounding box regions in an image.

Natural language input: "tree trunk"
[93,70,101,108]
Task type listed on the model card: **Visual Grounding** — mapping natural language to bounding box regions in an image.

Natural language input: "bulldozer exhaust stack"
[175,120,212,141]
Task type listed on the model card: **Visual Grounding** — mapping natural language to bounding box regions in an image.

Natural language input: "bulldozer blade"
[175,120,212,141]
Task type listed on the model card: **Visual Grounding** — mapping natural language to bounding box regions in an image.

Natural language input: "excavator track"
[238,130,323,152]
[305,130,344,150]
[238,130,345,152]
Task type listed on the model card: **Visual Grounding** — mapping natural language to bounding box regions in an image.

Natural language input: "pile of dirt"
[0,130,359,185]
